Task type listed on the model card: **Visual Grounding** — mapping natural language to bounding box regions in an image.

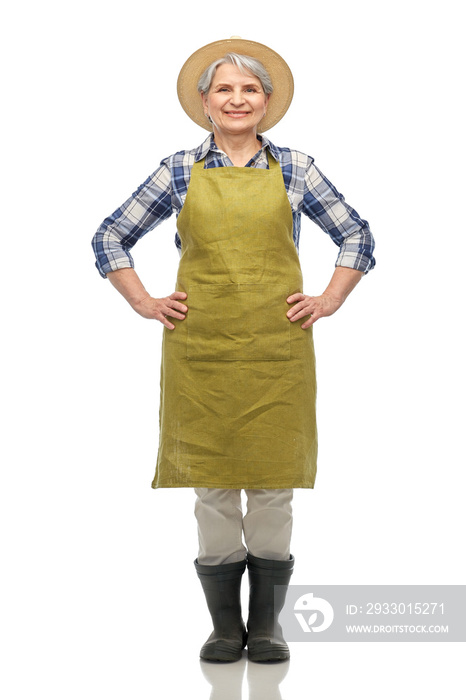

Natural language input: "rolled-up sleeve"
[302,161,375,273]
[92,161,173,278]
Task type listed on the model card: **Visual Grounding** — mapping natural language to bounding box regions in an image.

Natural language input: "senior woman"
[92,38,375,663]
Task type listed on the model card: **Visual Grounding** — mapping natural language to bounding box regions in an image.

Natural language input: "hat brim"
[177,38,294,133]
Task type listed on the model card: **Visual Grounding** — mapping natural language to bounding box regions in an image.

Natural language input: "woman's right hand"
[133,291,188,330]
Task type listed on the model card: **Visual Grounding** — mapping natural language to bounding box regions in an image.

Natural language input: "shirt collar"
[193,134,217,161]
[256,134,280,162]
[193,133,280,163]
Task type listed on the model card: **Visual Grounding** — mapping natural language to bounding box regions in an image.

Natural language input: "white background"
[1,0,465,698]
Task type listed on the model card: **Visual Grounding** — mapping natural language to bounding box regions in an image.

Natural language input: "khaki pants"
[194,488,293,565]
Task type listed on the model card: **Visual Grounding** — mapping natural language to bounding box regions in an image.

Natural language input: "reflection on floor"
[200,651,289,700]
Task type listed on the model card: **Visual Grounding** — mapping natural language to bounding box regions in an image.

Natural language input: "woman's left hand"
[286,292,343,329]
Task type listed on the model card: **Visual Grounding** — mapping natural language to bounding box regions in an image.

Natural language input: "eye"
[246,88,258,93]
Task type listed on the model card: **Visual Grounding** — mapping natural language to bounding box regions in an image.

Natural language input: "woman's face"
[201,63,270,137]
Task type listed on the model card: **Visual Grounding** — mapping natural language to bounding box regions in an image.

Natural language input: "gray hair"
[197,53,273,96]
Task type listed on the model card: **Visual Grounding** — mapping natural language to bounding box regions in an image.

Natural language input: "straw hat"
[177,37,294,132]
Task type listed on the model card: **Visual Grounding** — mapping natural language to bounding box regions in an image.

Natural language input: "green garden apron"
[152,151,317,489]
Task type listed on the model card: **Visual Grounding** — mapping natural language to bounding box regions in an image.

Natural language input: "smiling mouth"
[224,111,250,118]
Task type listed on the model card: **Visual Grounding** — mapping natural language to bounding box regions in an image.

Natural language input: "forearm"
[302,161,376,275]
[322,266,364,304]
[107,267,150,310]
[91,162,174,279]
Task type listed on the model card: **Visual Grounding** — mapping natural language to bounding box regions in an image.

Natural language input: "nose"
[229,88,245,106]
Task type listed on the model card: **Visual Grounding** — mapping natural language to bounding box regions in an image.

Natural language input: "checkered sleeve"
[302,160,375,273]
[92,161,174,278]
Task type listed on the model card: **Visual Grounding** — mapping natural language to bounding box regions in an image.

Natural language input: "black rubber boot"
[194,558,248,662]
[246,552,294,662]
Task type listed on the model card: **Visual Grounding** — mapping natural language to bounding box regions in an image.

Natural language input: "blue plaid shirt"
[92,134,375,278]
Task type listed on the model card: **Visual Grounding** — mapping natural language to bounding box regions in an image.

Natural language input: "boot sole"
[200,647,243,662]
[200,631,248,662]
[247,640,290,662]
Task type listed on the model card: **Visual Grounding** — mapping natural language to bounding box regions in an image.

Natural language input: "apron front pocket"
[187,284,291,361]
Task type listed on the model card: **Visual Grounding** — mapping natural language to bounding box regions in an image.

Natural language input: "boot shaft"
[194,558,247,661]
[247,553,294,634]
[194,558,246,628]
